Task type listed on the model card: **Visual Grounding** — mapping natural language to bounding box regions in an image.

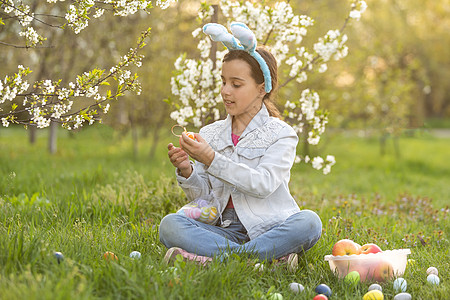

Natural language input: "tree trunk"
[379,134,387,156]
[393,136,400,159]
[48,121,57,154]
[29,126,37,144]
[130,116,139,159]
[149,104,169,158]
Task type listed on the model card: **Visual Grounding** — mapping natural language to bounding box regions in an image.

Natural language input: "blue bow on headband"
[203,22,272,93]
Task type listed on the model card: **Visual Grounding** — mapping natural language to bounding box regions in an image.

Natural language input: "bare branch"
[0,40,54,48]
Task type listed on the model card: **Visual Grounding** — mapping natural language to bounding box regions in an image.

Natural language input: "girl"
[159,23,322,267]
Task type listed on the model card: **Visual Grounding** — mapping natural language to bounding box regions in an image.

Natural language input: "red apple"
[332,239,361,256]
[360,243,382,254]
[373,260,394,281]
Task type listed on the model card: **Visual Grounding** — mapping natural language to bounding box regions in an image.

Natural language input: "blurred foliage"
[302,0,450,131]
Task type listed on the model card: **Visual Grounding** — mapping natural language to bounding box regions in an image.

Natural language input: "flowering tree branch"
[0,0,177,128]
[1,28,150,129]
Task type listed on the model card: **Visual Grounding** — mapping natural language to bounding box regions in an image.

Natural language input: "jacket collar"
[215,104,270,151]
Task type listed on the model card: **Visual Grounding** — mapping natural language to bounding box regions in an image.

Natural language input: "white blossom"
[19,27,41,46]
[2,118,10,127]
[93,8,105,19]
[312,156,324,170]
[103,103,110,114]
[318,64,328,73]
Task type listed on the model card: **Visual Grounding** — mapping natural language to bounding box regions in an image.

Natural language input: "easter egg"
[196,199,209,207]
[268,293,283,300]
[185,207,202,219]
[208,207,218,222]
[344,270,360,285]
[103,251,118,261]
[54,251,64,264]
[289,282,304,293]
[393,292,412,300]
[426,266,438,276]
[313,295,328,300]
[368,283,382,292]
[315,284,332,297]
[427,274,440,285]
[393,277,407,292]
[129,251,141,259]
[185,131,195,140]
[198,207,211,222]
[363,290,384,300]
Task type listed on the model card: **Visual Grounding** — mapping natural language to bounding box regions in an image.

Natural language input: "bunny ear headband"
[202,22,272,93]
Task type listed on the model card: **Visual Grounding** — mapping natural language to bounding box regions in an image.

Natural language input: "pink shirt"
[226,133,240,209]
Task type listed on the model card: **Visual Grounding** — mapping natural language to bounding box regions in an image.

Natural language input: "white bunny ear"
[230,22,257,51]
[203,23,243,50]
[202,21,272,93]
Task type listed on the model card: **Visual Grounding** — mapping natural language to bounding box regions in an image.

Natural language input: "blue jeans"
[159,208,322,262]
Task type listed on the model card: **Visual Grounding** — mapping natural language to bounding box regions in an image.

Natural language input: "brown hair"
[223,47,281,118]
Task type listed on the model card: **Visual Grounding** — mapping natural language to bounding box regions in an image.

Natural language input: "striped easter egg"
[185,207,202,220]
[208,207,218,223]
[198,207,211,222]
[196,199,209,207]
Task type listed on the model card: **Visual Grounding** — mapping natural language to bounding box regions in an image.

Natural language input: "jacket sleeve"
[175,161,212,202]
[206,125,298,198]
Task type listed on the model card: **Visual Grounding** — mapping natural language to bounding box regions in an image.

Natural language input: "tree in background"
[0,0,176,131]
[307,0,448,156]
[167,0,367,174]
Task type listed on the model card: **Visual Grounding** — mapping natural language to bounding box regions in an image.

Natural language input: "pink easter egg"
[185,207,202,219]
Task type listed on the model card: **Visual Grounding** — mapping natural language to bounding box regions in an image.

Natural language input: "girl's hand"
[179,132,215,167]
[168,143,192,178]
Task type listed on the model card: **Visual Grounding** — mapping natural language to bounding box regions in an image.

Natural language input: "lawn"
[0,125,448,299]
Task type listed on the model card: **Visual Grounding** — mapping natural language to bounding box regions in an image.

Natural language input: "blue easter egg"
[129,251,141,259]
[54,251,64,264]
[315,284,332,297]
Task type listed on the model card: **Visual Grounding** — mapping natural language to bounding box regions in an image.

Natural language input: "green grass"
[0,126,449,299]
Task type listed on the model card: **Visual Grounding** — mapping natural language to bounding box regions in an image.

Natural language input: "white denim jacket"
[176,104,301,239]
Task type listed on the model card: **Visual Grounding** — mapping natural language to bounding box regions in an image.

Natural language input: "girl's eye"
[233,84,241,88]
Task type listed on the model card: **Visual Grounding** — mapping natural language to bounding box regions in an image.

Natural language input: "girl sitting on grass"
[159,22,322,268]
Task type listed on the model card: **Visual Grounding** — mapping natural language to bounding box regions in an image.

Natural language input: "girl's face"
[221,59,265,119]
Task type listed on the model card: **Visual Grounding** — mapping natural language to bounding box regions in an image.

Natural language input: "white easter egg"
[393,278,407,292]
[289,282,304,293]
[427,274,440,285]
[368,283,382,292]
[393,292,412,300]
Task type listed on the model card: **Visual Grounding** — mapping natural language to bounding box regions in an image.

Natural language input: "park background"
[1,0,449,299]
